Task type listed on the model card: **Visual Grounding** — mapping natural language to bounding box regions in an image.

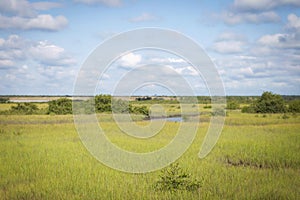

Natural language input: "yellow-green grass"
[0,103,48,111]
[0,112,299,199]
[0,103,16,111]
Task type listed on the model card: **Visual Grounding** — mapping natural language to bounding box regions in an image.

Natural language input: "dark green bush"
[131,105,149,116]
[95,94,112,112]
[241,105,256,113]
[203,105,212,109]
[0,97,9,103]
[154,163,200,192]
[242,92,286,113]
[288,100,300,113]
[48,98,72,115]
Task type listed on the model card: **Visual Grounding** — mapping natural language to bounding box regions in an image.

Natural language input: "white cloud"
[0,35,78,94]
[74,0,122,7]
[258,33,287,46]
[212,40,245,54]
[0,34,76,68]
[119,52,142,68]
[212,13,300,95]
[233,0,300,11]
[31,2,62,10]
[216,32,246,41]
[168,58,185,63]
[29,41,76,66]
[0,0,68,31]
[0,34,26,49]
[163,65,199,76]
[220,11,280,25]
[286,13,300,31]
[257,14,300,49]
[0,0,35,17]
[174,66,198,76]
[150,58,186,63]
[212,32,247,54]
[0,59,14,68]
[129,13,158,22]
[239,67,254,76]
[0,14,68,31]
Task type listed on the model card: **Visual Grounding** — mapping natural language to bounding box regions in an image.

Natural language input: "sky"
[0,0,300,96]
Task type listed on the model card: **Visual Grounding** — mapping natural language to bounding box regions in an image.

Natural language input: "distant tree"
[94,95,149,116]
[48,98,72,114]
[242,92,286,113]
[255,92,286,113]
[226,101,240,110]
[288,100,300,113]
[95,95,112,112]
[0,97,9,103]
[131,105,149,116]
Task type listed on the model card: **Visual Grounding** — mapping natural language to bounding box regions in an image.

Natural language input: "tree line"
[0,95,149,116]
[0,92,299,115]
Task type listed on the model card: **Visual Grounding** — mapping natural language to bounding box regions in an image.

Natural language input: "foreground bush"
[154,163,200,192]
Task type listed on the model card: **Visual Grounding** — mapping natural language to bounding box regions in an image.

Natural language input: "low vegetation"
[0,110,299,199]
[0,92,299,199]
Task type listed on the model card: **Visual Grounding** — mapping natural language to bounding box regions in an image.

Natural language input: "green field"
[0,111,299,199]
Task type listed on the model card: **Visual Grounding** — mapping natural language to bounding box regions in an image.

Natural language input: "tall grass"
[0,112,299,199]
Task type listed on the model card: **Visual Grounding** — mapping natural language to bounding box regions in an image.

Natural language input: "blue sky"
[0,0,300,95]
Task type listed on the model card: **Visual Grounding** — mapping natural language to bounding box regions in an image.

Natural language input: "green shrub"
[9,103,39,115]
[226,101,240,110]
[203,104,212,109]
[95,94,112,112]
[131,105,149,116]
[154,163,200,192]
[241,106,255,113]
[254,92,286,113]
[288,100,300,113]
[48,98,72,115]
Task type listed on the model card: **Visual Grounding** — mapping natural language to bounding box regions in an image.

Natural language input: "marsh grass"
[0,111,299,199]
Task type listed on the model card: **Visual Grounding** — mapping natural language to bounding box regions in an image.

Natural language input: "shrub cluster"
[242,91,287,113]
[43,95,150,116]
[9,103,39,115]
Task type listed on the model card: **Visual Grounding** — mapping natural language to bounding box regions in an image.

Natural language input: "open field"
[0,112,299,199]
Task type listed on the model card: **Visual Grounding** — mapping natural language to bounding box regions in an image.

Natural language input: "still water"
[150,116,183,122]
